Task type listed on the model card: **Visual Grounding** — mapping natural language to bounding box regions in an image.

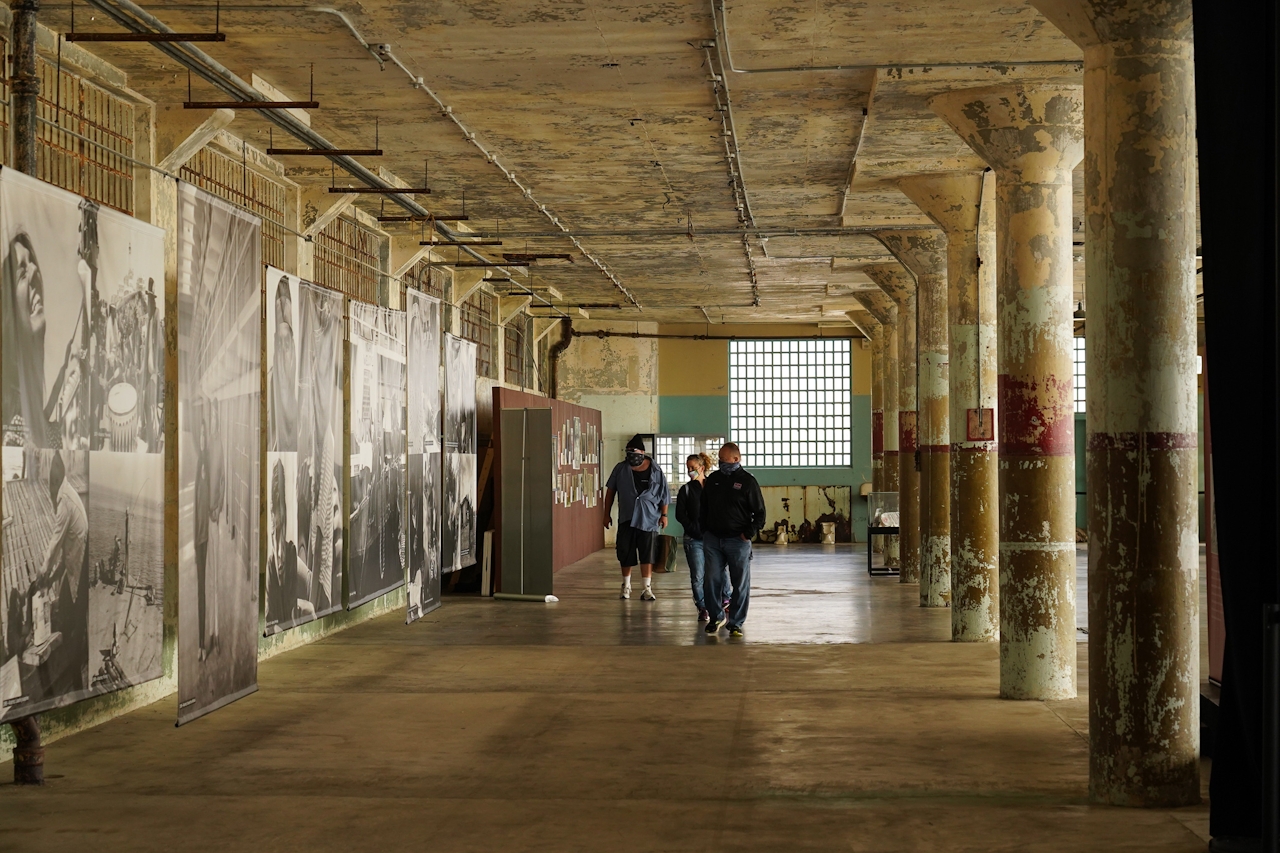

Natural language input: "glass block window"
[654,435,726,495]
[729,339,851,468]
[1073,336,1087,413]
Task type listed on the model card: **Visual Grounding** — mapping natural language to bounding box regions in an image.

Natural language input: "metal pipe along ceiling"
[79,0,538,292]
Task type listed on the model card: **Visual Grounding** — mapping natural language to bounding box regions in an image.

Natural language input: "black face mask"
[626,451,645,467]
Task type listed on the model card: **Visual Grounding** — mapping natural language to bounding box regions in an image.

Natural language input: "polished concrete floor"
[1,544,1210,852]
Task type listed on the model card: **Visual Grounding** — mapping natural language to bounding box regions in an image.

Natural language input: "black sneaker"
[705,616,726,634]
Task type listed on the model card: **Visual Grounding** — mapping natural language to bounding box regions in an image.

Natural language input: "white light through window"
[1073,336,1087,413]
[729,339,852,468]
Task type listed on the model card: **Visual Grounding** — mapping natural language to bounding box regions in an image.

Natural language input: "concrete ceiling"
[49,1,1097,324]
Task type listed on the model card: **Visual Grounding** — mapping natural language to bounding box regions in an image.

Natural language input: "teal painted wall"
[659,395,730,437]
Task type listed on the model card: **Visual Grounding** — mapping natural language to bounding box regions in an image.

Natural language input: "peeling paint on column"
[932,83,1084,701]
[877,230,951,608]
[1033,0,1200,807]
[899,171,1000,640]
[865,264,919,582]
[856,291,901,566]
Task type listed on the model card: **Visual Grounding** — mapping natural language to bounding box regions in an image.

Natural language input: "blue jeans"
[702,531,752,628]
[684,536,728,612]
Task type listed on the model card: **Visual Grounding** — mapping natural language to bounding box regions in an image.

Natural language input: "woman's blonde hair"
[686,452,714,475]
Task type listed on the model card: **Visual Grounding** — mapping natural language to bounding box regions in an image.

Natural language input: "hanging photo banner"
[347,300,407,609]
[265,269,344,635]
[443,334,477,573]
[405,289,442,623]
[0,169,166,722]
[176,183,262,726]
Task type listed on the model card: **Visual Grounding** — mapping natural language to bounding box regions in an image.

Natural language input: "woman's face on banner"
[13,239,45,338]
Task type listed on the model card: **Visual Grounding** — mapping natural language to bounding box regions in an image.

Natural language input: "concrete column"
[877,231,950,607]
[857,290,902,567]
[849,311,886,493]
[898,173,1000,640]
[10,0,40,176]
[864,264,919,583]
[931,84,1084,700]
[1032,0,1199,806]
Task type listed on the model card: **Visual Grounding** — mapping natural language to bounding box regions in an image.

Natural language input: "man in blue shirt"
[603,434,669,600]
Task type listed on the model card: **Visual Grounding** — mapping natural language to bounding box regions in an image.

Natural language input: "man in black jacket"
[700,443,765,636]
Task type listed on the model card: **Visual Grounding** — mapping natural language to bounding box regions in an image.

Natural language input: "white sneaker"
[620,584,631,600]
[640,586,656,601]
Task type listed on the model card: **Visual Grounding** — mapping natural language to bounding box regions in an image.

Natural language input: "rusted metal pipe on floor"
[933,83,1084,701]
[10,713,44,785]
[898,171,999,640]
[877,230,951,607]
[866,264,918,582]
[1033,0,1201,807]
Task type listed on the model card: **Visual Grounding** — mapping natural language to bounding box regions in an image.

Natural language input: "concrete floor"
[1,544,1210,852]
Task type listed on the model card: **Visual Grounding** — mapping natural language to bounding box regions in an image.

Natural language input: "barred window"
[729,339,852,468]
[460,290,496,379]
[1073,336,1086,413]
[314,215,383,304]
[180,145,289,270]
[504,318,528,387]
[405,256,449,301]
[0,57,137,212]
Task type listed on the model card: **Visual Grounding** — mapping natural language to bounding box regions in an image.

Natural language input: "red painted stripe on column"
[900,412,918,452]
[998,374,1074,455]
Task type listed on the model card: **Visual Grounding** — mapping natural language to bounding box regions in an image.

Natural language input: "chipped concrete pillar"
[864,264,918,582]
[852,312,886,493]
[899,173,1000,640]
[932,85,1084,700]
[877,230,951,607]
[856,290,902,566]
[1032,0,1199,807]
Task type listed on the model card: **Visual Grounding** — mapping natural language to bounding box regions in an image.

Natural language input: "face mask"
[719,461,741,473]
[626,451,645,467]
[686,468,699,479]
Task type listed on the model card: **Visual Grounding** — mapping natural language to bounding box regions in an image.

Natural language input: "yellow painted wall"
[657,325,871,397]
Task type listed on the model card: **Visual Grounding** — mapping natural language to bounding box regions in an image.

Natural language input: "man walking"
[603,434,669,601]
[701,443,765,637]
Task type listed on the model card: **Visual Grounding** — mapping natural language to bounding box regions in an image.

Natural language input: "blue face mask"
[719,461,741,473]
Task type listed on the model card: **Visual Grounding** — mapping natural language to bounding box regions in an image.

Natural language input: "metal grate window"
[406,256,448,300]
[535,330,551,393]
[729,339,852,468]
[0,57,137,212]
[1073,336,1087,413]
[460,290,496,379]
[504,318,528,387]
[180,145,288,269]
[314,215,383,304]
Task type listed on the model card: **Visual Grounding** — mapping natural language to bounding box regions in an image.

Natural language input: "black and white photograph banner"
[443,334,477,573]
[1,168,166,721]
[405,289,441,623]
[265,268,344,635]
[347,301,406,609]
[176,183,261,726]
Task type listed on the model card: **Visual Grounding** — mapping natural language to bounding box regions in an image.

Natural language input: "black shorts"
[616,523,658,568]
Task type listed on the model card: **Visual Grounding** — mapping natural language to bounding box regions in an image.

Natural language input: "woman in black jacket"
[675,453,722,621]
